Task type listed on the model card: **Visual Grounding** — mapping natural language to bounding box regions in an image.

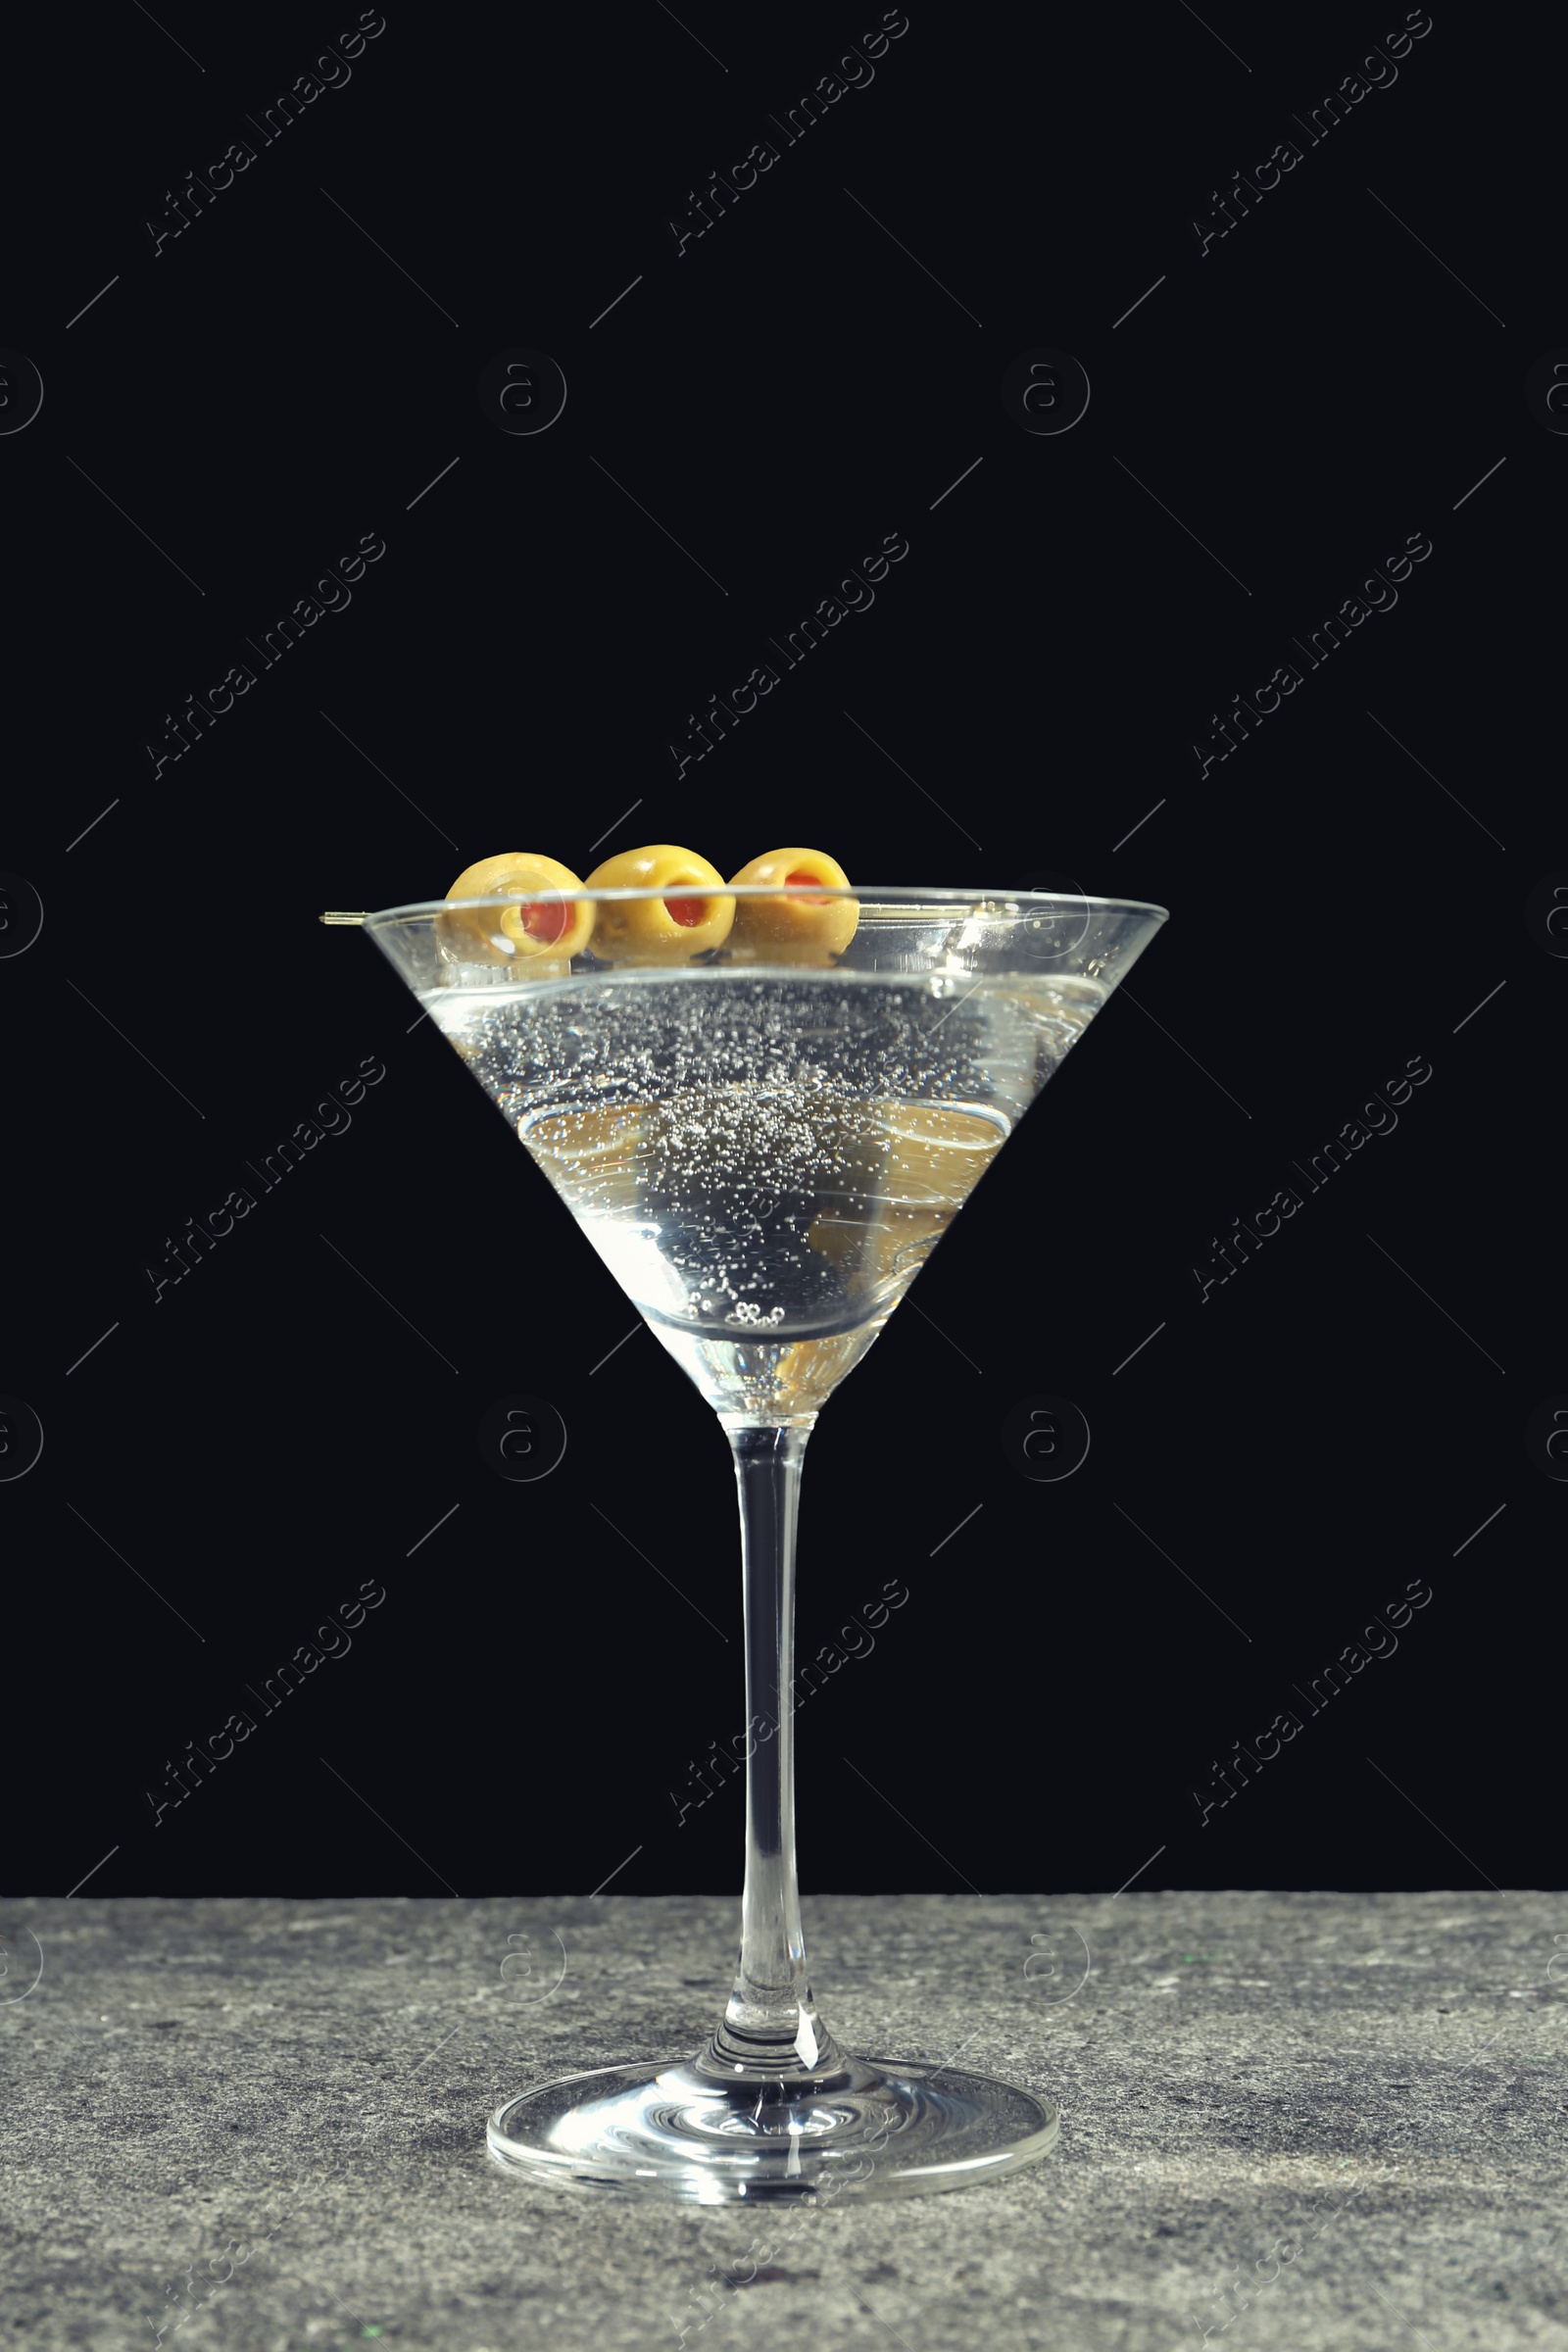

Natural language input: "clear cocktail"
[349,872,1166,2199]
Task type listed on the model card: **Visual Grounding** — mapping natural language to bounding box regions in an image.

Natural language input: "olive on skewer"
[728,848,859,960]
[585,845,736,959]
[442,852,596,962]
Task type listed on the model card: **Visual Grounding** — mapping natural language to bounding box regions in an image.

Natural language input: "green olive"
[441,853,595,963]
[729,849,858,959]
[585,846,736,960]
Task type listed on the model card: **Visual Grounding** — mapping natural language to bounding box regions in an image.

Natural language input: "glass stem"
[702,1421,843,2084]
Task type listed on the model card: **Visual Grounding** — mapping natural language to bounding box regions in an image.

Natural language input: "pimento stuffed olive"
[728,849,858,959]
[585,845,736,959]
[442,853,596,962]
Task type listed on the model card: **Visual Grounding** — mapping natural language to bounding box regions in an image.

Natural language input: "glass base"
[486,2049,1058,2202]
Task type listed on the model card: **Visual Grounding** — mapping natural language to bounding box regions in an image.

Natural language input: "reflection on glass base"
[487,2050,1058,2202]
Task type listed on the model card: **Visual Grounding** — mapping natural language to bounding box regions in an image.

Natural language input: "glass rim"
[364,885,1170,924]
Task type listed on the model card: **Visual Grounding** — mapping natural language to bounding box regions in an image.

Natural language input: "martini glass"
[350,883,1166,2200]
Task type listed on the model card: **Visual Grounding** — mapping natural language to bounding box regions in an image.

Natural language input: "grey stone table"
[2,1893,1563,2351]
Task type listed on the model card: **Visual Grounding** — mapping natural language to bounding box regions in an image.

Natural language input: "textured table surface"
[2,1892,1563,2351]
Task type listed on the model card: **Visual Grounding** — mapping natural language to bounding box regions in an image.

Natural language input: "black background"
[3,0,1551,1901]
